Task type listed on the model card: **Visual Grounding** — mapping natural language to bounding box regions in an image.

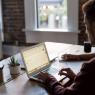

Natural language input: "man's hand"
[38,72,57,83]
[61,54,80,61]
[59,68,76,80]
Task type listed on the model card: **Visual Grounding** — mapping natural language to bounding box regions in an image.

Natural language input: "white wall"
[0,0,3,41]
[25,30,78,44]
[0,0,2,59]
[0,31,2,59]
[67,0,79,31]
[0,37,2,59]
[24,0,37,30]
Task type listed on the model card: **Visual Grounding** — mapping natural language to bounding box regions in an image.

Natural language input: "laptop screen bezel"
[21,42,51,78]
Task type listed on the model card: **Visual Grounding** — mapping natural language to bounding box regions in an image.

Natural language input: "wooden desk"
[0,42,95,95]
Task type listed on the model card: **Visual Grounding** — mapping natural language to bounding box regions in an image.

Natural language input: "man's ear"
[92,21,95,28]
[92,22,95,30]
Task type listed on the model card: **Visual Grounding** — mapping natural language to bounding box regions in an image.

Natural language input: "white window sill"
[23,28,79,44]
[23,28,80,33]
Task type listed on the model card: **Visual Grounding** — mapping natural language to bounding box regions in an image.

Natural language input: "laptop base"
[29,76,44,84]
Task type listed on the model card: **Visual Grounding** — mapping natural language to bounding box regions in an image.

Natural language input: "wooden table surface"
[0,42,95,95]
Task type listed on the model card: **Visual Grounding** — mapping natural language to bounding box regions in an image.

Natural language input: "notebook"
[21,43,67,83]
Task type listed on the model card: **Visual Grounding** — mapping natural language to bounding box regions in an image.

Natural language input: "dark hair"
[82,0,95,22]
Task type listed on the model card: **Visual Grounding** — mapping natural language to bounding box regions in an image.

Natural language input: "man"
[61,0,95,62]
[38,0,95,95]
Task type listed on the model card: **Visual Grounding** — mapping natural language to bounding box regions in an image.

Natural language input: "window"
[24,0,79,32]
[37,0,67,29]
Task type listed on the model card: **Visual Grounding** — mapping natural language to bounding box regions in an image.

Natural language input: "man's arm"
[38,70,84,95]
[38,58,95,95]
[40,73,77,95]
[78,53,95,60]
[62,53,95,61]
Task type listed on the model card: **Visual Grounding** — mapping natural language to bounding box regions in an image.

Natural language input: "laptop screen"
[21,43,49,74]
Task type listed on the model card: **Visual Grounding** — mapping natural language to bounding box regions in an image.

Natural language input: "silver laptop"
[21,43,67,83]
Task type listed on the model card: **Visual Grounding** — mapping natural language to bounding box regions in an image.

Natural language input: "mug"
[0,65,4,83]
[84,41,92,53]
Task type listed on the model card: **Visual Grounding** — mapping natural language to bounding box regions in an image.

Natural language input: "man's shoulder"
[81,58,95,72]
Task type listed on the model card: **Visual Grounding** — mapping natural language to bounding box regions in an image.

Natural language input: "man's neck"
[86,28,95,45]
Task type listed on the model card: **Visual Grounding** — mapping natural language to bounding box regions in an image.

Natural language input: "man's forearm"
[79,53,95,60]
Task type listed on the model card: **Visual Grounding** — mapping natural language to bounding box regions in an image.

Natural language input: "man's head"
[82,0,95,44]
[82,0,95,23]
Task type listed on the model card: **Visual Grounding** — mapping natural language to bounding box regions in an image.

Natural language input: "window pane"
[37,0,67,29]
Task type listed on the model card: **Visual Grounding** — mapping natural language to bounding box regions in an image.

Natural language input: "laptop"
[21,43,68,83]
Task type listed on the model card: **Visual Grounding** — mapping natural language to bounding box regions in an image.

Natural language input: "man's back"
[71,58,95,95]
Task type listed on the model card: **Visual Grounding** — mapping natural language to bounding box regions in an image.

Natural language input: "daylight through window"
[37,0,67,29]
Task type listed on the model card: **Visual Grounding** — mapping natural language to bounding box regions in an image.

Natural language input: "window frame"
[24,0,79,32]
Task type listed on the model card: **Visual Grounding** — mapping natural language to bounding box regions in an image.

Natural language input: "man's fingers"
[61,54,74,61]
[61,55,68,60]
[59,72,69,77]
[38,72,45,78]
[59,69,68,75]
[60,68,70,72]
[59,68,71,76]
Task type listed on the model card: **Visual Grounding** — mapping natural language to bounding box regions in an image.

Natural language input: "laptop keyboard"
[33,67,69,85]
[38,67,66,81]
[48,67,66,81]
[47,67,58,74]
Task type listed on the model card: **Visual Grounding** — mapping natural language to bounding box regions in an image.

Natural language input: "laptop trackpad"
[46,67,70,85]
[47,67,66,81]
